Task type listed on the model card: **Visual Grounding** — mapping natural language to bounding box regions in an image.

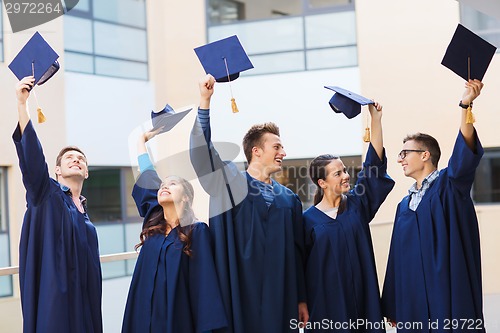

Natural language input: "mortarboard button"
[151,104,193,135]
[194,35,254,83]
[8,31,60,88]
[441,24,497,81]
[324,86,374,119]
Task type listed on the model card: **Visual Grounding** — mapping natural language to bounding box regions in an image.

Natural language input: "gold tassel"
[37,107,46,123]
[466,106,475,124]
[363,127,370,142]
[231,98,239,113]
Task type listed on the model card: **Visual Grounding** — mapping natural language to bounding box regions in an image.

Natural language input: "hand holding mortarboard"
[194,35,254,113]
[441,24,497,123]
[151,104,193,136]
[199,74,215,109]
[9,32,60,123]
[324,86,375,142]
[16,76,35,105]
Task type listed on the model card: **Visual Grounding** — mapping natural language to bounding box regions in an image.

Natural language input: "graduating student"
[190,73,308,333]
[304,94,394,332]
[381,24,494,333]
[122,120,227,333]
[11,32,102,333]
[382,79,486,333]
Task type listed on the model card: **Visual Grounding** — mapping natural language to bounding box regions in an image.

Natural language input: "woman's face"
[157,176,186,205]
[320,159,351,196]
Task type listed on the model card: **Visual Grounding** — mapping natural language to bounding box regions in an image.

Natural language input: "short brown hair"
[56,146,87,167]
[242,122,280,163]
[403,133,441,168]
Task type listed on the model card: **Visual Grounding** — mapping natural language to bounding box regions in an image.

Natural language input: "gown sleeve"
[350,143,395,222]
[447,129,484,195]
[13,120,52,206]
[188,223,228,332]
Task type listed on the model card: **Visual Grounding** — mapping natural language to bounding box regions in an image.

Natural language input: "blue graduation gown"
[13,121,102,333]
[303,144,394,333]
[190,114,307,333]
[382,131,485,333]
[122,169,227,333]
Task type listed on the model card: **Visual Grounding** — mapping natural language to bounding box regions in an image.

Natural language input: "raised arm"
[190,75,247,213]
[13,77,52,206]
[133,128,163,218]
[199,74,214,110]
[460,79,483,150]
[17,76,34,134]
[368,101,383,161]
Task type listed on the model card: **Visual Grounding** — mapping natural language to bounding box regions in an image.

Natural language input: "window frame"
[473,148,500,205]
[0,167,13,298]
[460,3,500,54]
[206,0,357,76]
[64,0,149,80]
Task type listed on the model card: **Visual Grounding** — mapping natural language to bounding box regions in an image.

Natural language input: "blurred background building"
[0,0,499,331]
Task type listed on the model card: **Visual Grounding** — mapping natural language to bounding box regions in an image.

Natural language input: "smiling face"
[319,159,351,196]
[397,139,427,179]
[55,150,88,181]
[157,176,188,206]
[254,133,286,176]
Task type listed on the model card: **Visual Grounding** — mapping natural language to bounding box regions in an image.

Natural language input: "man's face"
[255,133,286,176]
[397,140,426,179]
[55,150,88,181]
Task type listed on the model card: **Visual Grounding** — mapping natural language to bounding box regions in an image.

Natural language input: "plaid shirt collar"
[408,169,440,195]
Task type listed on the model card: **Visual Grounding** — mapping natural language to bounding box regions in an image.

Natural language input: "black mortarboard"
[324,86,374,119]
[194,35,254,83]
[441,24,497,81]
[8,31,60,88]
[151,104,193,134]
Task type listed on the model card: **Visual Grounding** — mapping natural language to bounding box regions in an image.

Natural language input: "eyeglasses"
[398,149,426,159]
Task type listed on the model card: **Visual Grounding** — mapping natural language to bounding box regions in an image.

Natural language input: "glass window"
[307,0,352,9]
[305,11,356,48]
[208,0,357,75]
[306,46,357,69]
[64,0,148,80]
[209,17,304,54]
[93,0,146,28]
[83,169,122,223]
[0,168,7,233]
[82,167,141,279]
[208,0,302,24]
[0,168,12,297]
[249,51,305,74]
[461,4,500,51]
[94,22,147,62]
[473,149,500,203]
[71,0,90,12]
